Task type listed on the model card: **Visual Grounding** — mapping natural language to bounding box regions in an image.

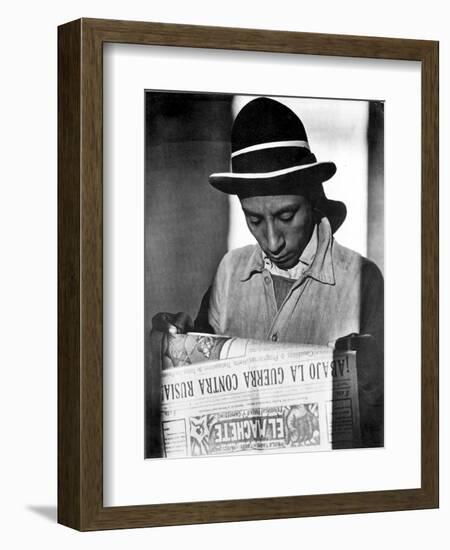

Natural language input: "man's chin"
[272,256,298,270]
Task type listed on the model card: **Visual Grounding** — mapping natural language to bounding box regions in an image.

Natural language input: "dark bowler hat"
[209,97,347,233]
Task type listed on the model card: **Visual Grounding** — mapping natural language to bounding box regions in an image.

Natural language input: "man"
[153,97,383,445]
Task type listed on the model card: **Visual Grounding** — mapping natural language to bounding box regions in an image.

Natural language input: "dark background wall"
[367,102,385,273]
[144,92,232,329]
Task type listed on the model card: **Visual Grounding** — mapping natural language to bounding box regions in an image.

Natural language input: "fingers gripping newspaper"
[159,333,360,458]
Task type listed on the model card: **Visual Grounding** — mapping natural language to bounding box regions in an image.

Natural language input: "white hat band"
[231,140,310,159]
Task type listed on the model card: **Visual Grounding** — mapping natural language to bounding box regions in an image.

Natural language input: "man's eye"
[249,217,261,225]
[279,213,294,222]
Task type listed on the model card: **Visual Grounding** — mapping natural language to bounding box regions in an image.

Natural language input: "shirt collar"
[240,216,335,285]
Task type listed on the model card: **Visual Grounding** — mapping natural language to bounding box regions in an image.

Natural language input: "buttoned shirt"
[206,217,384,348]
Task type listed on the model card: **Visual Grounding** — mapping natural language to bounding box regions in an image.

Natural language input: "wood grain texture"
[57,18,439,531]
[57,19,82,530]
[420,40,439,506]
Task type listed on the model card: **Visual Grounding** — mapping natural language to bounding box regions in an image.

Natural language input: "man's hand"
[334,332,375,352]
[151,312,194,335]
[334,332,381,391]
[335,332,384,447]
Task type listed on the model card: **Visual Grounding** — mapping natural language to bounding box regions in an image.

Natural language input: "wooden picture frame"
[58,18,439,531]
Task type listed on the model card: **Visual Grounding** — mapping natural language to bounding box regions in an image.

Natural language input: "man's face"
[240,194,314,270]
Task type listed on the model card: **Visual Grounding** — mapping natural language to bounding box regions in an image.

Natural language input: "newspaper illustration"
[159,333,360,457]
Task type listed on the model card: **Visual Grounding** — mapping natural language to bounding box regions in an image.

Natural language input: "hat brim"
[209,161,336,196]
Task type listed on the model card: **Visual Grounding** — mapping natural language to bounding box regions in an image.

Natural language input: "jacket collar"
[240,216,335,285]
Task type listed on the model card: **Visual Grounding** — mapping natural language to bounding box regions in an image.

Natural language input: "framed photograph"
[58,18,438,530]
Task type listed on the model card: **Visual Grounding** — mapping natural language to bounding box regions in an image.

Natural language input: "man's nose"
[266,222,284,255]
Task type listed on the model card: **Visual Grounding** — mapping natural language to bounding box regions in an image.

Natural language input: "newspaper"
[159,333,360,457]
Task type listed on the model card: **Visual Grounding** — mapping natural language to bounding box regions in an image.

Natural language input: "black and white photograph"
[144,91,384,459]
